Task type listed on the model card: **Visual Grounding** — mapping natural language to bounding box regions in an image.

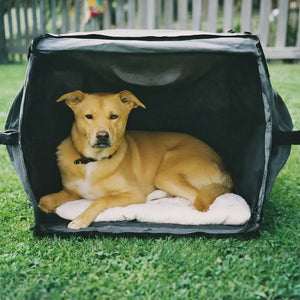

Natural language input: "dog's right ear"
[119,90,146,110]
[56,90,85,110]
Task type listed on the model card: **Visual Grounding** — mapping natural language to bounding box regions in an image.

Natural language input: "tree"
[0,1,8,64]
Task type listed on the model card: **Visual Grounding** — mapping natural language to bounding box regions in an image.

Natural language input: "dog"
[39,90,233,229]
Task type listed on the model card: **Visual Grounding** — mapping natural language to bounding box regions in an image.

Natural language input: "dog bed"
[56,191,251,226]
[1,30,299,236]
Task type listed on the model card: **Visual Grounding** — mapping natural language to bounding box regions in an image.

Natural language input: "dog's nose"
[96,131,109,140]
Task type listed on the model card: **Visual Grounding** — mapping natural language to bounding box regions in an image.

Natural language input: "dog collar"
[74,153,113,165]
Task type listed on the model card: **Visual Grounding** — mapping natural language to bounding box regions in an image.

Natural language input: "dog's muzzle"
[93,131,111,148]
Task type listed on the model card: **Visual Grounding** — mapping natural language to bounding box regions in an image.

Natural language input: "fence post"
[0,1,8,63]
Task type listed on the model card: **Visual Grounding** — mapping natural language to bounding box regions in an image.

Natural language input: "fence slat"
[127,0,136,29]
[192,0,202,30]
[147,0,156,29]
[297,4,300,47]
[223,0,233,32]
[241,0,252,33]
[23,0,29,44]
[74,0,81,32]
[116,0,126,28]
[15,0,23,60]
[178,0,188,30]
[207,0,218,32]
[61,0,69,33]
[51,0,57,33]
[258,0,271,45]
[275,0,289,47]
[40,0,46,34]
[164,0,173,29]
[7,1,14,61]
[156,0,162,29]
[138,0,147,29]
[103,1,112,29]
[32,0,38,37]
[0,1,8,63]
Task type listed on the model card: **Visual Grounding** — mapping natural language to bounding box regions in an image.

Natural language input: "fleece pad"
[55,190,251,226]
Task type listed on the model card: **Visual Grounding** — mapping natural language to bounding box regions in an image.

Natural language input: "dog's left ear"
[119,91,146,110]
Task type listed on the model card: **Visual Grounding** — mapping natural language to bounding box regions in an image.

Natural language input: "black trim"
[273,130,300,145]
[33,220,259,238]
[0,130,19,145]
[41,32,257,42]
[28,31,259,56]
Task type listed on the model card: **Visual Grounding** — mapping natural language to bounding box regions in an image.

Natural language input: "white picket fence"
[3,0,300,61]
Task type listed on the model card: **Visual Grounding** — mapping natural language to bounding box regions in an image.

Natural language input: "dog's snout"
[94,130,111,148]
[96,131,109,140]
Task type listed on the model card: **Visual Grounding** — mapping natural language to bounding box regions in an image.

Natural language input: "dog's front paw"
[67,217,91,230]
[39,195,57,213]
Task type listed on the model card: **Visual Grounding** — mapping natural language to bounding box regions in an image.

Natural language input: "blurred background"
[0,0,300,63]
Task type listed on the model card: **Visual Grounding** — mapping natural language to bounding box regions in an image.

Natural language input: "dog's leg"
[39,189,80,213]
[67,192,145,229]
[155,174,199,201]
[155,174,231,212]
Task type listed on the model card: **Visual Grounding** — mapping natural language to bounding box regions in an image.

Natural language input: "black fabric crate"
[1,30,299,236]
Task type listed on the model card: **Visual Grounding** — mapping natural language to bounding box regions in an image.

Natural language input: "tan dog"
[39,90,233,229]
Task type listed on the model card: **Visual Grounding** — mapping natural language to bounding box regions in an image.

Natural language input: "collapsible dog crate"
[1,30,299,236]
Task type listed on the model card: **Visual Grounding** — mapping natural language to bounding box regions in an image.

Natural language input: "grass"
[0,62,299,299]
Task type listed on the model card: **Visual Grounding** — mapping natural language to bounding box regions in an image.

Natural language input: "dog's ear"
[119,91,146,110]
[56,90,85,110]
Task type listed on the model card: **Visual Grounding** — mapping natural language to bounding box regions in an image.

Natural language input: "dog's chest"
[67,163,104,200]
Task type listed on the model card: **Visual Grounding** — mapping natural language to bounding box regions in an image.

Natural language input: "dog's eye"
[110,114,119,120]
[85,114,93,120]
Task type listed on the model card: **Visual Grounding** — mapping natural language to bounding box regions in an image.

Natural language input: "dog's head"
[57,90,145,152]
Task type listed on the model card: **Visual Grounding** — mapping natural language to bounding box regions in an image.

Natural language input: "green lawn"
[0,63,299,299]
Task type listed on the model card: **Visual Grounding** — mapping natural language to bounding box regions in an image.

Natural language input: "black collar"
[74,153,113,165]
